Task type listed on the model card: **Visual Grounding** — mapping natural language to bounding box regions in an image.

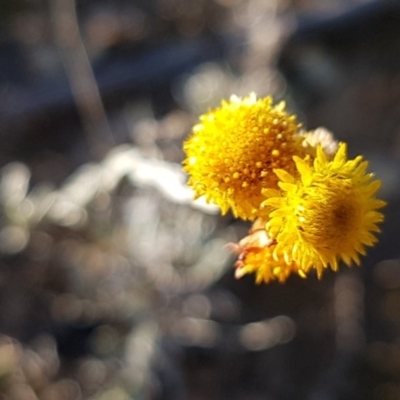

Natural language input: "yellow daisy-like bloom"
[183,93,310,220]
[263,143,386,278]
[236,246,303,283]
[229,219,305,283]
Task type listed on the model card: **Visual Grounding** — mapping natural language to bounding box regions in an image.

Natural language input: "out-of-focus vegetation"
[0,1,400,399]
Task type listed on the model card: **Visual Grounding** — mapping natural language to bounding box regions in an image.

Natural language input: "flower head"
[229,218,305,283]
[300,127,339,158]
[183,93,310,220]
[263,143,386,278]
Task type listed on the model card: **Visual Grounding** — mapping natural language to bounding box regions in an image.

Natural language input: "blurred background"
[0,0,399,399]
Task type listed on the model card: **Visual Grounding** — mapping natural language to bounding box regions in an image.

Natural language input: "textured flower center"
[299,181,362,251]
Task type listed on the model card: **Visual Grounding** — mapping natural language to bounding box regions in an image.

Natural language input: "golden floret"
[263,143,386,278]
[183,93,310,220]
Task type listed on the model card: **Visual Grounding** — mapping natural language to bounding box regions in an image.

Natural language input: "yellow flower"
[183,93,310,220]
[229,219,305,283]
[263,143,386,278]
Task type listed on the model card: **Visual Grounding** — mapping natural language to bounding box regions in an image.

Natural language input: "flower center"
[299,181,362,252]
